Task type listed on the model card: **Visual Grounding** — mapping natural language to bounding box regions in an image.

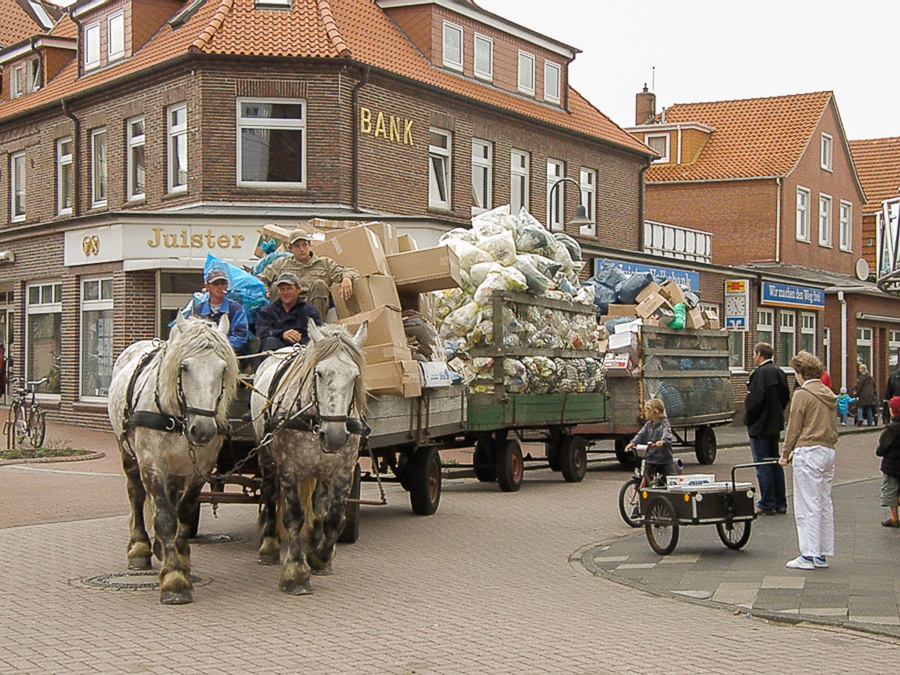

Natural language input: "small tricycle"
[637,462,772,555]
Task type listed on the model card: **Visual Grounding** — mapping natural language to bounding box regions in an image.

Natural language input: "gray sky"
[478,0,899,141]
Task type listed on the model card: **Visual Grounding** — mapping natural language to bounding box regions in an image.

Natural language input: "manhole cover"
[78,571,205,590]
[192,533,240,544]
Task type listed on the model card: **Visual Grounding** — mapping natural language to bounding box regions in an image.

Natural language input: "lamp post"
[547,176,594,232]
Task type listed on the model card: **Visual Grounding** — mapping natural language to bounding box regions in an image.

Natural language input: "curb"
[0,450,106,467]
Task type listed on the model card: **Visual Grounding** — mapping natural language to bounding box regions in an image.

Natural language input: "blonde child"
[624,398,676,486]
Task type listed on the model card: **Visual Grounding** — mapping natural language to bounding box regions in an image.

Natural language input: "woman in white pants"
[779,351,839,570]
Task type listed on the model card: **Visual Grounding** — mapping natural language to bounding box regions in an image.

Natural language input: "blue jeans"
[858,404,876,426]
[750,433,787,512]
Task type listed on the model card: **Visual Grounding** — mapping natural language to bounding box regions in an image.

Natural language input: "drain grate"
[78,571,205,590]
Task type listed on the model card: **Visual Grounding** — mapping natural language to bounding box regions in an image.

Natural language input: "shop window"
[10,151,26,222]
[81,278,114,399]
[546,159,563,231]
[127,117,146,200]
[167,103,187,192]
[428,128,451,210]
[510,149,529,215]
[779,311,795,368]
[58,138,73,215]
[800,312,816,355]
[471,139,492,215]
[237,99,305,188]
[26,282,62,395]
[91,128,107,207]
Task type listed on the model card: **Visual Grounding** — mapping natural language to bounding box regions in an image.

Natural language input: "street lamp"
[547,176,594,232]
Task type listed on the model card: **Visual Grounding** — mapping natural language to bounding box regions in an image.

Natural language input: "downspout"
[676,124,682,165]
[61,98,80,217]
[351,65,370,213]
[838,290,848,390]
[638,161,649,251]
[70,10,83,78]
[775,176,782,262]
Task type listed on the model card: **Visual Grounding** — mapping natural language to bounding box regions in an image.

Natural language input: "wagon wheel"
[614,437,638,468]
[644,496,680,555]
[716,520,751,550]
[338,463,362,544]
[618,477,643,528]
[559,434,587,483]
[495,438,524,492]
[694,426,717,465]
[472,438,497,483]
[409,446,441,516]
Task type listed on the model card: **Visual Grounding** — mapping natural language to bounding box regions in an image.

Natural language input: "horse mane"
[158,316,240,423]
[279,324,367,416]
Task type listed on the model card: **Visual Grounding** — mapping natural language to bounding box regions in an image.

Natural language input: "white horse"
[107,314,240,605]
[251,319,367,595]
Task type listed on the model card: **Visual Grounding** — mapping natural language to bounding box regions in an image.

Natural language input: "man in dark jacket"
[884,366,900,424]
[876,396,900,527]
[256,272,322,351]
[744,342,791,515]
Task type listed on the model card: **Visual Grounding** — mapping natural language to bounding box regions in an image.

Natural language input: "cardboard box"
[608,330,639,359]
[635,281,662,305]
[614,319,642,334]
[659,280,687,306]
[331,274,401,319]
[307,218,356,231]
[322,222,400,256]
[604,304,638,319]
[312,226,391,276]
[603,352,636,377]
[635,292,673,320]
[397,234,419,252]
[419,361,453,388]
[365,359,422,397]
[685,307,706,330]
[338,306,407,350]
[667,474,717,487]
[702,309,721,330]
[387,245,462,293]
[254,223,292,256]
[364,341,413,365]
[399,291,435,323]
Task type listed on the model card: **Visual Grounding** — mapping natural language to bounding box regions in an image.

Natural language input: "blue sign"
[725,317,745,329]
[595,259,699,291]
[761,282,825,309]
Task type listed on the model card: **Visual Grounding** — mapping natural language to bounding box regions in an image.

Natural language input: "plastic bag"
[473,267,527,305]
[439,302,482,338]
[439,228,477,244]
[434,288,467,320]
[252,251,291,276]
[553,232,582,261]
[468,262,502,288]
[511,257,552,295]
[475,230,517,266]
[518,253,561,280]
[204,254,269,324]
[515,225,553,253]
[442,238,494,271]
[472,205,517,235]
[616,271,655,305]
[670,302,686,329]
[591,261,628,290]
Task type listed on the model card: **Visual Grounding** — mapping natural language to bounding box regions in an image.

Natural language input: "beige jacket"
[781,379,839,456]
[258,252,359,300]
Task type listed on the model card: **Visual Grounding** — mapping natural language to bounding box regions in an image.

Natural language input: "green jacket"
[258,252,359,299]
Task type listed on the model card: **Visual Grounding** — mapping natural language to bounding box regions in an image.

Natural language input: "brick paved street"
[2,422,899,674]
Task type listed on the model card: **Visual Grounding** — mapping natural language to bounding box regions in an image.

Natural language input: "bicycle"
[6,376,48,450]
[618,445,649,528]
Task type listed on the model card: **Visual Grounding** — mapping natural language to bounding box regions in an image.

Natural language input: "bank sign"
[761,282,825,309]
[595,260,699,291]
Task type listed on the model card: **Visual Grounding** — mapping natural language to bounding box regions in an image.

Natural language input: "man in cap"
[187,268,249,354]
[255,272,322,350]
[256,227,359,319]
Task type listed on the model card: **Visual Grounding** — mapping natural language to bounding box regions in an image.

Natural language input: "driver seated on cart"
[624,398,677,487]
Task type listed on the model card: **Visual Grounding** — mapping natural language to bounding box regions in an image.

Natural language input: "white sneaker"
[786,556,814,570]
[813,556,829,568]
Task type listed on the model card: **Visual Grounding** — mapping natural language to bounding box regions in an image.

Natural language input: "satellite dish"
[855,258,870,281]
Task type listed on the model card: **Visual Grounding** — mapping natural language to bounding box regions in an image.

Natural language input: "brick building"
[626,89,900,407]
[0,0,653,427]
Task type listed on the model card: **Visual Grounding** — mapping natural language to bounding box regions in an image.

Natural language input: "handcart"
[638,462,773,555]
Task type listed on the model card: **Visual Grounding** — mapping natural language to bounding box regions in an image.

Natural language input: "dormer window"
[108,12,124,62]
[645,133,670,163]
[821,132,833,171]
[474,33,492,81]
[255,0,291,6]
[442,21,463,71]
[544,61,561,104]
[27,59,41,93]
[10,64,24,98]
[518,50,535,96]
[84,22,100,70]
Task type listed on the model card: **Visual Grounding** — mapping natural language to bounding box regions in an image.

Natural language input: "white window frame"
[84,21,100,70]
[821,132,833,172]
[547,159,563,231]
[10,151,26,222]
[779,311,796,368]
[26,58,41,93]
[818,193,832,247]
[757,308,774,348]
[471,139,492,216]
[26,281,62,398]
[646,133,669,163]
[473,33,492,81]
[579,167,596,236]
[80,277,114,400]
[729,330,746,371]
[57,137,73,215]
[127,116,146,201]
[442,21,463,71]
[510,149,529,215]
[517,50,535,96]
[167,103,188,193]
[857,327,873,371]
[544,61,561,104]
[839,200,852,252]
[428,127,452,210]
[236,98,307,189]
[889,329,900,369]
[108,11,125,61]
[91,128,108,208]
[800,311,816,356]
[824,327,831,375]
[10,64,24,99]
[796,186,810,242]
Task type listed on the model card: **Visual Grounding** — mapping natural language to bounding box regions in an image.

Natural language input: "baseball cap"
[891,396,900,417]
[275,271,300,287]
[288,229,312,245]
[206,269,228,284]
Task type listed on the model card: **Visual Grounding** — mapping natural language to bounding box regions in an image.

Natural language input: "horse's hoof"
[127,557,152,571]
[280,580,313,596]
[160,590,193,605]
[258,552,280,566]
[311,563,333,577]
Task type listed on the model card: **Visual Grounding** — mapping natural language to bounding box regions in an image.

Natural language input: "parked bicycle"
[6,376,48,450]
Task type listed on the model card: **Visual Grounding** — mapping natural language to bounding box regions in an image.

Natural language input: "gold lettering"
[148,227,163,247]
[163,232,178,247]
[360,107,372,134]
[180,229,189,247]
[403,119,414,146]
[390,116,401,143]
[206,231,216,247]
[374,112,387,138]
[191,233,204,247]
[217,234,231,248]
[232,234,245,248]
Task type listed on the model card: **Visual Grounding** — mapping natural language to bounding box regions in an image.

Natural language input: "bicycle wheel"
[618,478,643,527]
[11,403,28,449]
[28,408,46,449]
[644,496,680,555]
[716,520,752,550]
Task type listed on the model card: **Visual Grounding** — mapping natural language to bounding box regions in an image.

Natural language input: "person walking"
[853,363,877,426]
[779,350,838,570]
[884,364,900,425]
[744,342,791,515]
[876,396,900,528]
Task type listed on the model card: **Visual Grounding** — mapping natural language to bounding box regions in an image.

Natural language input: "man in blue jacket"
[189,269,249,354]
[744,342,791,515]
[256,272,322,351]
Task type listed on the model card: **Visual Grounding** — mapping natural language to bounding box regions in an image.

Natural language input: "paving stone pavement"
[2,420,900,674]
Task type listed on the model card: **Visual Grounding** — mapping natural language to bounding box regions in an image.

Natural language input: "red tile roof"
[643,91,834,182]
[848,137,900,209]
[0,0,650,156]
[0,0,47,47]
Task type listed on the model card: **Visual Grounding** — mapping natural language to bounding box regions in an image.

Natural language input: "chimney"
[635,84,656,125]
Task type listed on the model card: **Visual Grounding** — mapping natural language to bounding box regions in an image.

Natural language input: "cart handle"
[730,460,779,490]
